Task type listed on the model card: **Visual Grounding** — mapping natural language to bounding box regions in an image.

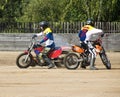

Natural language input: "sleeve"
[78,30,82,38]
[39,33,51,44]
[36,32,43,36]
[89,28,103,35]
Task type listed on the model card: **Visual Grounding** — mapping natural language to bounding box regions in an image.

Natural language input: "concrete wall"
[0,33,120,51]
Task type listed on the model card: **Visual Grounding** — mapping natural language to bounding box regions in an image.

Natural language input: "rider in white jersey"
[32,21,55,69]
[78,19,104,70]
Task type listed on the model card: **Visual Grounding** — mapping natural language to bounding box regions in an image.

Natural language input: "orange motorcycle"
[64,38,111,70]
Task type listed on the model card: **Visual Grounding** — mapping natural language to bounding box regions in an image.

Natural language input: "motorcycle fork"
[24,52,30,63]
[99,46,105,55]
[24,49,33,63]
[24,42,34,62]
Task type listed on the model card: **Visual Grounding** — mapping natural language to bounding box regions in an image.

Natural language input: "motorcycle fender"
[48,48,62,59]
[95,45,102,53]
[24,50,29,54]
[61,46,71,51]
[72,45,84,53]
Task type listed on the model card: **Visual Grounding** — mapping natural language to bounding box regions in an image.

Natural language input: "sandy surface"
[0,51,120,97]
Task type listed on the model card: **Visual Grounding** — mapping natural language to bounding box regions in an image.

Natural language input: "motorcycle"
[16,37,71,68]
[64,37,111,70]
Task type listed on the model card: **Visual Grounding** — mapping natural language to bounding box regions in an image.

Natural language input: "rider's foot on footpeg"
[48,64,55,69]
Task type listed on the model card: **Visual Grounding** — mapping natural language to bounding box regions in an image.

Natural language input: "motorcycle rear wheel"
[16,53,32,68]
[64,53,80,70]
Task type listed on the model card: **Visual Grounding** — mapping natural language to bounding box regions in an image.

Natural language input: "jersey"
[79,25,103,42]
[36,27,55,48]
[81,25,95,31]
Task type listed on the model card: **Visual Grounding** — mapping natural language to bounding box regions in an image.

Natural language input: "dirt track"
[0,51,120,97]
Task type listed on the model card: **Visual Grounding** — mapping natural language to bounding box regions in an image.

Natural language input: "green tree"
[0,0,7,21]
[0,0,29,22]
[1,0,120,22]
[60,0,120,22]
[19,0,64,22]
[60,0,82,22]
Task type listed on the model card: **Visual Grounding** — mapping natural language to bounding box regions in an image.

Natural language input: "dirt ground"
[0,51,120,97]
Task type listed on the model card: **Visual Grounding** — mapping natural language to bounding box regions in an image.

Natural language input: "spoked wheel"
[64,53,80,70]
[16,53,32,68]
[54,51,69,68]
[99,52,111,69]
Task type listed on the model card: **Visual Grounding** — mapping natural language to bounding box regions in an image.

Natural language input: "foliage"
[0,0,27,22]
[0,0,120,22]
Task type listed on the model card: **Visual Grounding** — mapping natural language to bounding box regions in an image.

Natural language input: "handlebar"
[31,36,45,47]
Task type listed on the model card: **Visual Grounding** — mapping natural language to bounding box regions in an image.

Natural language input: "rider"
[78,18,104,70]
[32,21,55,69]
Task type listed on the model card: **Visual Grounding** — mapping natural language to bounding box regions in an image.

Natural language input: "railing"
[0,22,120,33]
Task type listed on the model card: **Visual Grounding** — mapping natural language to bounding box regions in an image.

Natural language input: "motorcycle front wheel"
[64,53,80,70]
[16,53,32,68]
[99,52,111,69]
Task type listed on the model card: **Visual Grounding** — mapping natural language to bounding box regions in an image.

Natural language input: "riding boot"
[89,58,98,70]
[42,54,55,69]
[80,62,86,69]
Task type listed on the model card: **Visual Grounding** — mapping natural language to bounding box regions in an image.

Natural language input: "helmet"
[86,19,94,26]
[39,21,49,30]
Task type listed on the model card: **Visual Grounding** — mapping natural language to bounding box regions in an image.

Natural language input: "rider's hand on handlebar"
[32,35,37,39]
[37,43,42,46]
[33,43,42,48]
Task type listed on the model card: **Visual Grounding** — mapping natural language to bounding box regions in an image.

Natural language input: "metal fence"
[0,22,120,33]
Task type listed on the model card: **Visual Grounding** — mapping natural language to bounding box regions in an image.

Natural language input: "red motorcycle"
[16,37,71,68]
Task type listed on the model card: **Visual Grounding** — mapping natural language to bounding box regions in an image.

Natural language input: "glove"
[32,35,37,39]
[33,43,41,48]
[37,43,42,47]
